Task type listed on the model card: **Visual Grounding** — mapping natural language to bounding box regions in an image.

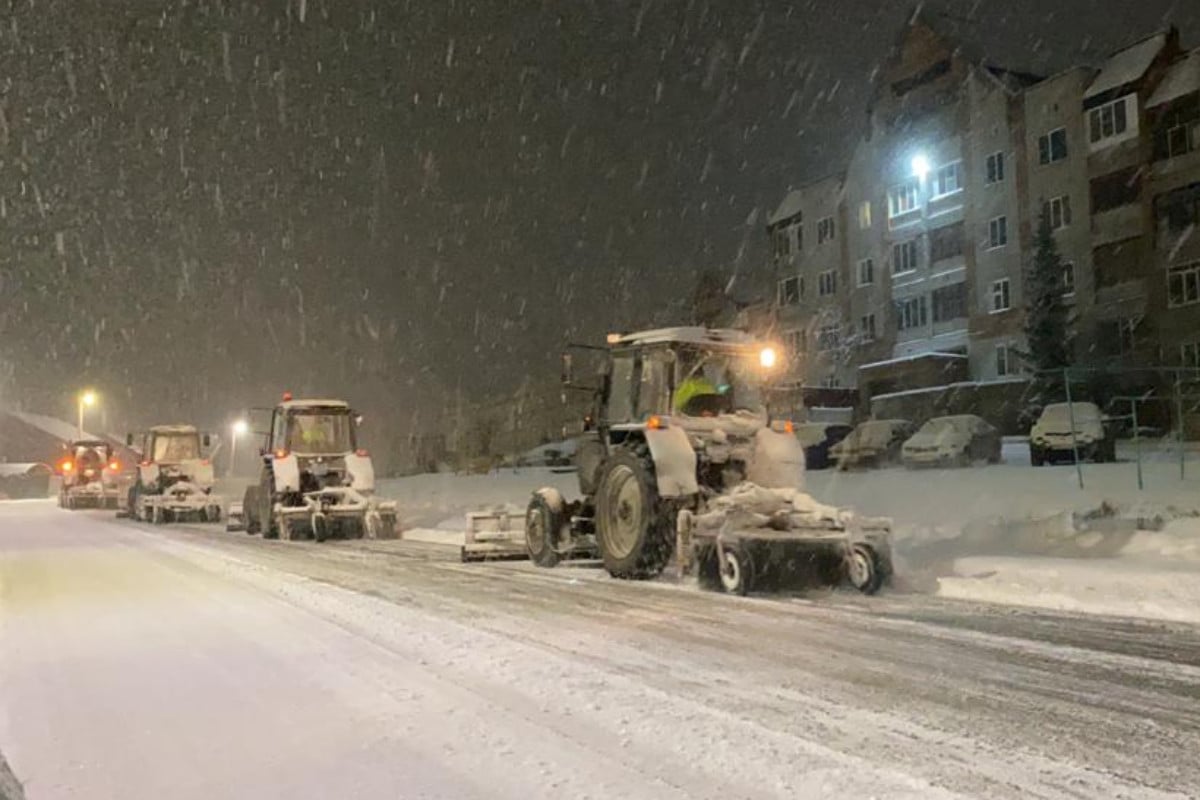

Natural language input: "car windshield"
[152,434,199,462]
[286,410,354,454]
[673,348,764,416]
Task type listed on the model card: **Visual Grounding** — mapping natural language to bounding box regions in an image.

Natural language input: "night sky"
[1,0,1196,437]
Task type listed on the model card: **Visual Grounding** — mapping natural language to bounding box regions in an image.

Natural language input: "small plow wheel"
[848,544,884,595]
[718,543,754,596]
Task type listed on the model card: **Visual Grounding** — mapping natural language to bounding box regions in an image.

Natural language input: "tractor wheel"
[717,543,754,596]
[847,543,885,595]
[312,514,329,543]
[259,481,279,540]
[277,514,293,542]
[151,504,165,525]
[594,445,675,580]
[525,493,563,569]
[696,545,723,591]
[242,485,261,534]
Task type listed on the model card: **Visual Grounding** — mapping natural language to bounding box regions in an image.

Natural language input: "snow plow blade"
[225,502,246,532]
[461,510,529,562]
[677,484,893,596]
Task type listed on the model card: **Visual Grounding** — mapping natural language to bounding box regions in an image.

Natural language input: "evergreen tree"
[691,268,728,326]
[1021,207,1073,419]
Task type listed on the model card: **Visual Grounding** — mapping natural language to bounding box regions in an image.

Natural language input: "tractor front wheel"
[847,544,885,595]
[594,445,675,579]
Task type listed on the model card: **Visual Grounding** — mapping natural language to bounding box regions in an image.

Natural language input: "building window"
[1091,167,1142,213]
[892,239,918,274]
[857,258,875,287]
[929,222,964,262]
[821,374,841,389]
[1099,318,1138,356]
[1063,261,1076,296]
[986,152,1005,184]
[772,228,791,261]
[1038,128,1068,165]
[1182,341,1200,369]
[996,344,1013,377]
[858,201,873,229]
[860,313,877,343]
[1088,96,1132,146]
[1168,262,1200,308]
[888,180,920,218]
[778,276,800,306]
[1044,195,1072,230]
[990,279,1011,312]
[932,161,962,198]
[988,216,1008,249]
[817,216,836,244]
[1156,184,1200,234]
[817,325,840,351]
[783,328,806,357]
[896,296,927,331]
[1166,122,1200,159]
[931,282,967,323]
[818,269,837,297]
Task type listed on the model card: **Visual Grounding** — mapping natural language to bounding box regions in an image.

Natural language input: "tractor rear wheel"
[525,493,563,568]
[594,445,675,579]
[242,485,261,534]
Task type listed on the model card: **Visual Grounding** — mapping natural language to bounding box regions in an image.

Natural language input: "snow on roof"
[858,351,969,371]
[1149,49,1200,108]
[149,424,199,434]
[767,190,803,227]
[280,399,350,409]
[1085,32,1168,99]
[0,463,51,477]
[8,410,95,442]
[612,327,759,349]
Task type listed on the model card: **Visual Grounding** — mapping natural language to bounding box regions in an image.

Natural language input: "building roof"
[1086,31,1169,99]
[612,327,759,349]
[767,191,804,227]
[1149,49,1200,107]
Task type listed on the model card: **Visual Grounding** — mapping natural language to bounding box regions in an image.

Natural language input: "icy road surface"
[1,502,1198,800]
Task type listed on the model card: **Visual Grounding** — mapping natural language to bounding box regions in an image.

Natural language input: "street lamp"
[229,419,249,477]
[78,390,97,438]
[911,153,931,181]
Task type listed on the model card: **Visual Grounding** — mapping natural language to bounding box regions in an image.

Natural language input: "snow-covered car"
[1029,402,1116,465]
[901,415,1001,468]
[830,419,913,470]
[794,422,853,470]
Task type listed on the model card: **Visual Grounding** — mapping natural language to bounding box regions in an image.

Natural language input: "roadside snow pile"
[923,505,1200,624]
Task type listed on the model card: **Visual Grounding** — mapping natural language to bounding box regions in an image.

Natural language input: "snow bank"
[376,468,578,530]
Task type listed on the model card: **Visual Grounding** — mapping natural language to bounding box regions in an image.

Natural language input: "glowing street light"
[78,390,97,438]
[911,153,931,181]
[229,418,249,477]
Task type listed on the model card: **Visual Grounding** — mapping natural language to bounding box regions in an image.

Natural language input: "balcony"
[1091,203,1144,246]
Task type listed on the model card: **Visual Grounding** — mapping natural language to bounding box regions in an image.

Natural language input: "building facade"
[767,16,1200,402]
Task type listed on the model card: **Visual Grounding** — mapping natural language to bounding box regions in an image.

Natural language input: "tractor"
[523,327,892,595]
[57,440,121,509]
[122,425,222,523]
[237,396,397,541]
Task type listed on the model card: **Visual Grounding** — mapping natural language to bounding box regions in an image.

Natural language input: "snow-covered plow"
[236,396,398,542]
[517,327,894,596]
[677,484,892,595]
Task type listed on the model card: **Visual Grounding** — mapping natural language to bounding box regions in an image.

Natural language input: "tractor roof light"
[646,415,667,430]
[60,460,74,473]
[759,347,778,370]
[108,460,120,471]
[282,391,293,402]
[355,448,369,457]
[274,449,289,460]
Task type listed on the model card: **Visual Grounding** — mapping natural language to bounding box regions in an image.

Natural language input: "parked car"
[1029,402,1116,465]
[830,419,913,470]
[901,415,1001,468]
[794,422,854,470]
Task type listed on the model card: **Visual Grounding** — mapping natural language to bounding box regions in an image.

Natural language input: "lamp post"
[229,419,249,477]
[78,390,97,439]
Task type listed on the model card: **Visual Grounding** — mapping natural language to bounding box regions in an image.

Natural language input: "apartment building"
[767,16,1200,400]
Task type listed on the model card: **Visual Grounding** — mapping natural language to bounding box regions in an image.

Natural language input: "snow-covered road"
[2,501,1198,799]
